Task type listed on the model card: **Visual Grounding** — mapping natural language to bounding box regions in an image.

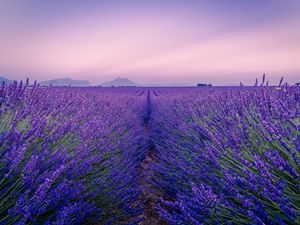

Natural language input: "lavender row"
[0,81,148,224]
[149,81,300,224]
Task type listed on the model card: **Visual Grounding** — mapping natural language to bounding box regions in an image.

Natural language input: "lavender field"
[0,79,299,225]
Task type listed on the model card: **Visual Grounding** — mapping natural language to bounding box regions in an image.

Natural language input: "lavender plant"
[1,78,299,224]
[0,81,148,224]
[149,79,299,224]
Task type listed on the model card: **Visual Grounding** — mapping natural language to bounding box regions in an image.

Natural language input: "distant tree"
[197,83,212,87]
[295,82,300,86]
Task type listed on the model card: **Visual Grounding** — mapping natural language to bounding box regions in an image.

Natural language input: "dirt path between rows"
[138,90,166,225]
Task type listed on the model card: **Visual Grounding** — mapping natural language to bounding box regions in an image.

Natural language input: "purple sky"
[0,0,300,85]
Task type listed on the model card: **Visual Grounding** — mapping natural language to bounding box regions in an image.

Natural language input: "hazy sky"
[0,0,300,85]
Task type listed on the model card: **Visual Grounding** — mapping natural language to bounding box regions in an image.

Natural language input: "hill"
[0,76,13,84]
[40,78,91,87]
[101,77,137,87]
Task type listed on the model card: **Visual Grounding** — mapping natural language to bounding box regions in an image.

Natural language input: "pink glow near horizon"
[0,1,300,85]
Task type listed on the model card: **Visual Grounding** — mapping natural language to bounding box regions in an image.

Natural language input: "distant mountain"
[101,77,137,87]
[40,78,91,87]
[0,76,13,84]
